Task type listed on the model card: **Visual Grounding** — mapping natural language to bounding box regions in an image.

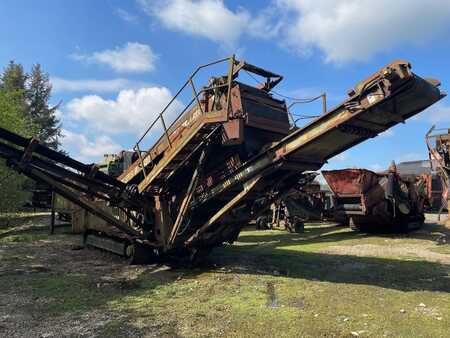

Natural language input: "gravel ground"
[0,215,161,337]
[320,216,450,265]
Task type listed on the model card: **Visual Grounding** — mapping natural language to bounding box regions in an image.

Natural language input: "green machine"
[97,151,136,178]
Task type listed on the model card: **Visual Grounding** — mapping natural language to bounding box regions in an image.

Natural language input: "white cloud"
[139,0,278,48]
[246,7,284,40]
[54,109,63,120]
[138,1,450,63]
[115,8,138,23]
[423,103,450,124]
[141,0,247,47]
[277,0,450,63]
[51,77,149,93]
[64,87,183,136]
[61,129,123,162]
[71,42,157,73]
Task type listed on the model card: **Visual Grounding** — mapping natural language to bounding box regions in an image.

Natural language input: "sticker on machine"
[367,93,381,105]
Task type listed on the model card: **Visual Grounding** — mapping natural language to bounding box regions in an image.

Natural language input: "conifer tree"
[27,64,61,149]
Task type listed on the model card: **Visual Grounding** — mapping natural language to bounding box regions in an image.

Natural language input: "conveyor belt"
[191,61,444,209]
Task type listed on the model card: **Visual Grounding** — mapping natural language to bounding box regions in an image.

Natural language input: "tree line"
[0,61,62,214]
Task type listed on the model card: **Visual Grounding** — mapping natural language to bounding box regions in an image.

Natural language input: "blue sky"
[1,0,450,172]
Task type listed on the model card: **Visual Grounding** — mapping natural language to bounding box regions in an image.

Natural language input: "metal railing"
[287,93,327,126]
[132,56,236,177]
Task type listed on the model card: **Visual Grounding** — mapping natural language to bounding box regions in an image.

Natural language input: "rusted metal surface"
[395,160,444,210]
[323,164,427,231]
[426,126,450,218]
[323,169,380,198]
[406,172,444,211]
[0,57,444,262]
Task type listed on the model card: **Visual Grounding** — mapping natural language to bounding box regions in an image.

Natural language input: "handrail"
[287,93,327,126]
[132,56,236,176]
[135,56,234,146]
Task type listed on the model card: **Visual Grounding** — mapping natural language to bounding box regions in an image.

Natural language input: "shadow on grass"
[237,224,368,247]
[209,245,450,293]
[0,225,49,239]
[2,219,450,327]
[204,225,450,293]
[1,260,186,317]
[0,213,50,228]
[239,221,450,249]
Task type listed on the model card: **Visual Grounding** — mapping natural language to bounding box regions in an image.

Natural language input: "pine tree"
[27,64,61,150]
[1,61,29,116]
[1,61,27,91]
[0,69,36,215]
[0,61,63,214]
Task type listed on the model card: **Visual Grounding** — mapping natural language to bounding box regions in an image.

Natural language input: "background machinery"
[396,160,444,211]
[322,163,428,232]
[426,126,450,221]
[254,173,328,232]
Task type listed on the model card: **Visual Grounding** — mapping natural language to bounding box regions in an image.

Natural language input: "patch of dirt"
[319,219,450,265]
[0,303,126,338]
[0,215,165,337]
[414,303,443,320]
[319,243,450,265]
[287,297,307,309]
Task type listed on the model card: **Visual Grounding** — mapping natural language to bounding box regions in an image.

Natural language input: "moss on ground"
[100,224,450,337]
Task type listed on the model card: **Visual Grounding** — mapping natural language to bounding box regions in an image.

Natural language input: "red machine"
[323,163,427,232]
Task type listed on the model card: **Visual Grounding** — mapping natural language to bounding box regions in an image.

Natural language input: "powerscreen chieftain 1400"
[0,57,444,263]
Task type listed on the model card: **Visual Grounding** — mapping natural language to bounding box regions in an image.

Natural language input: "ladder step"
[136,124,220,192]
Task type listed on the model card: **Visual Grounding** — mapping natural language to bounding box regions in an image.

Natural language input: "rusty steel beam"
[0,126,123,188]
[185,174,263,247]
[0,140,140,206]
[168,139,211,247]
[14,162,140,237]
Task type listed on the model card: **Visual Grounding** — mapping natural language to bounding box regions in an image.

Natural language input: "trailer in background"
[322,163,427,232]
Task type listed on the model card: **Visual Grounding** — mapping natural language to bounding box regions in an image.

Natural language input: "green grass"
[0,215,51,241]
[1,273,116,316]
[0,226,49,242]
[430,245,450,255]
[0,211,50,227]
[100,224,450,337]
[104,268,450,337]
[1,233,49,242]
[1,221,450,337]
